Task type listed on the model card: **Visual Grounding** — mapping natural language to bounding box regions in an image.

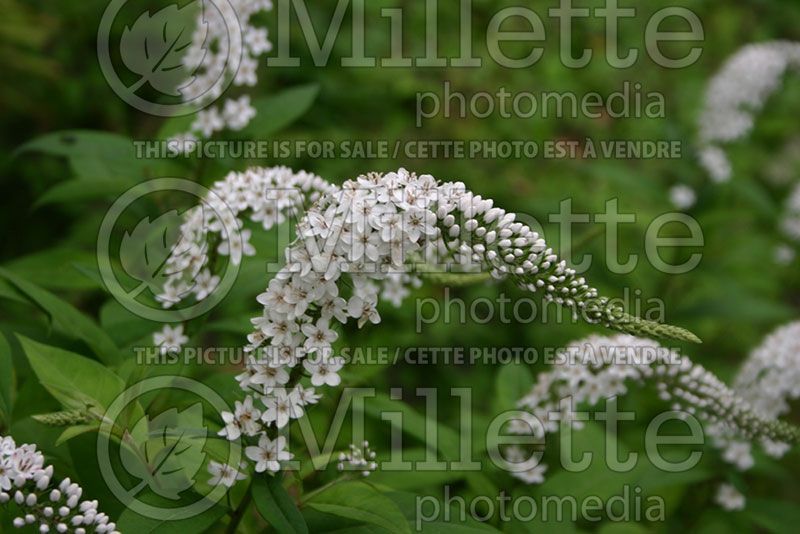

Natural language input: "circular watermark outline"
[97,177,242,322]
[96,375,242,520]
[97,0,242,117]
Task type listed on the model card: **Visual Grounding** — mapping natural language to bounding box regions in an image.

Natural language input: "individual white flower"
[234,397,262,437]
[218,228,256,265]
[191,108,224,138]
[715,483,745,511]
[250,362,290,391]
[261,391,303,428]
[0,458,13,491]
[214,411,237,441]
[222,95,257,131]
[347,296,380,329]
[207,461,246,488]
[245,435,293,473]
[301,319,338,352]
[303,357,344,388]
[193,269,220,300]
[319,296,349,323]
[1,436,16,455]
[152,324,189,354]
[166,132,198,156]
[292,385,321,406]
[669,184,697,210]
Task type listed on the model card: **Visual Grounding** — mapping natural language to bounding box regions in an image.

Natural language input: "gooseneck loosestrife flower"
[0,435,118,533]
[697,41,800,183]
[711,321,800,471]
[169,0,274,150]
[154,167,701,482]
[694,41,800,264]
[508,329,800,511]
[155,166,337,307]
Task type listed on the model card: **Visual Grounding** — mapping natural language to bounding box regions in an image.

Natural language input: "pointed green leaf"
[252,474,309,534]
[0,268,122,365]
[18,335,124,411]
[305,481,411,534]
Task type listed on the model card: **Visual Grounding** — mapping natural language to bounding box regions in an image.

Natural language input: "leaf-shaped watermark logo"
[121,402,208,501]
[98,178,241,322]
[120,2,201,96]
[119,208,199,295]
[98,0,242,116]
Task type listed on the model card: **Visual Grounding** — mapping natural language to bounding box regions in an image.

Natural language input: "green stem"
[226,482,253,534]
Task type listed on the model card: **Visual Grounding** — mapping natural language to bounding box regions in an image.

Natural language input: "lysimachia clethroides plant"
[506,323,800,510]
[150,166,706,485]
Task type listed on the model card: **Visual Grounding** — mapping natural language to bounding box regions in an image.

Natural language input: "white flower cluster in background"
[774,244,796,266]
[0,435,118,533]
[154,166,336,308]
[781,183,800,241]
[709,321,800,474]
[715,483,745,511]
[169,0,274,151]
[697,41,800,183]
[209,168,603,478]
[507,334,799,488]
[668,184,697,210]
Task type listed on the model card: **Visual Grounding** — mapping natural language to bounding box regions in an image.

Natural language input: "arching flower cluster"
[507,335,799,487]
[154,167,699,482]
[708,321,800,473]
[0,435,117,533]
[155,166,337,308]
[170,0,274,150]
[214,168,617,477]
[211,169,700,480]
[697,41,800,183]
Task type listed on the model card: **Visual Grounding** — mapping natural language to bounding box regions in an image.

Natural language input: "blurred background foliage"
[1,0,800,532]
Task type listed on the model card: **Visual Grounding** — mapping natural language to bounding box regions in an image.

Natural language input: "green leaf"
[745,498,800,534]
[56,423,100,446]
[305,481,411,534]
[35,179,130,208]
[122,403,209,501]
[16,130,148,182]
[18,335,124,412]
[240,84,320,138]
[3,247,102,290]
[359,394,461,461]
[252,474,309,534]
[0,333,14,425]
[358,394,497,498]
[492,362,533,413]
[115,490,227,533]
[0,268,122,365]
